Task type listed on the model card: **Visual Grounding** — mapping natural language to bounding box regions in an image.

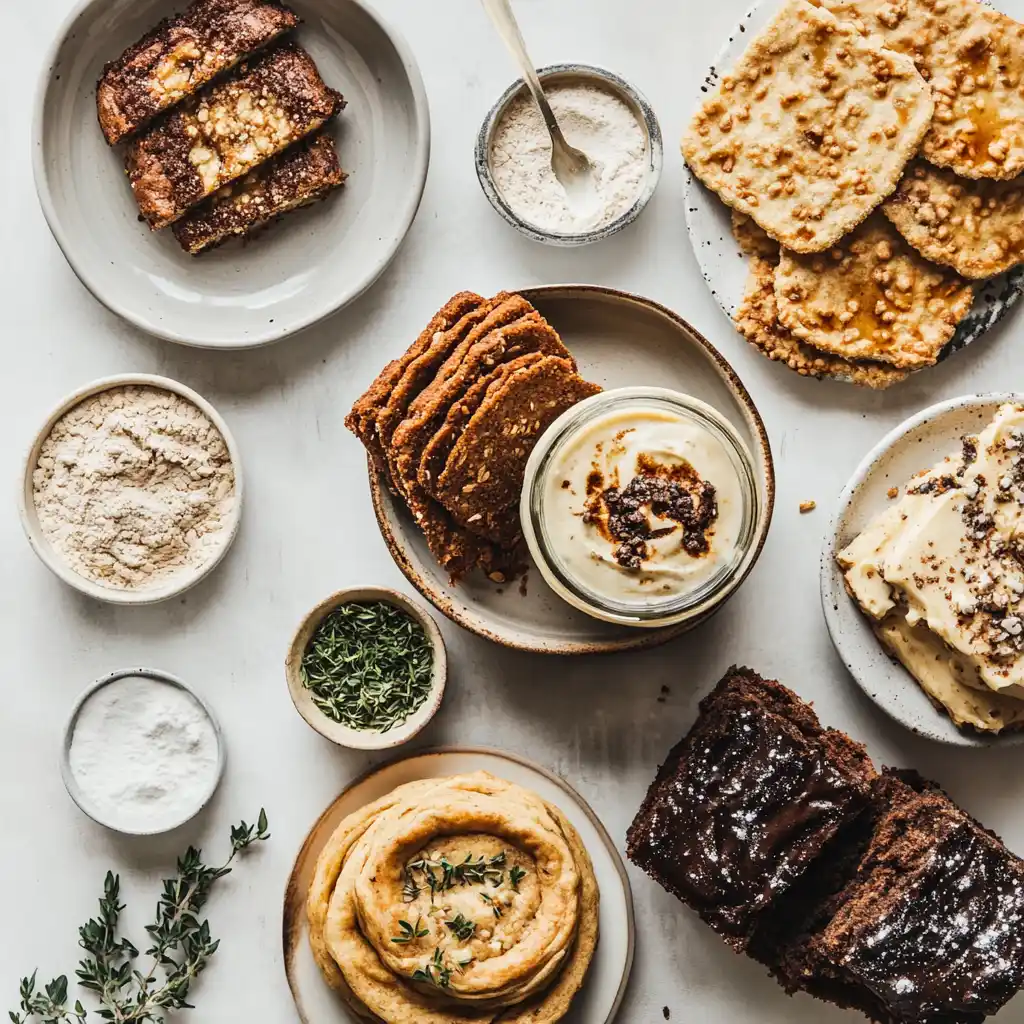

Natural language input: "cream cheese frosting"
[838,403,1024,732]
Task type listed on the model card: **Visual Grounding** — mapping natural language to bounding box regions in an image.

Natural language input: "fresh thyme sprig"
[510,866,526,891]
[300,602,433,732]
[402,852,515,903]
[411,949,452,989]
[445,914,477,943]
[391,918,430,945]
[9,811,270,1024]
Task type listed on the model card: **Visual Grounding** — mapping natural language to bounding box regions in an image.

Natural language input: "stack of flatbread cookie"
[347,292,601,582]
[684,0,1024,388]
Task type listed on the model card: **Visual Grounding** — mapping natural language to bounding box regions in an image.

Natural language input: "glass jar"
[520,387,763,628]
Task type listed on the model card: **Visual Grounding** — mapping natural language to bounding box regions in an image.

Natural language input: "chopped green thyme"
[402,851,519,903]
[480,892,503,919]
[412,949,451,989]
[300,601,433,732]
[510,865,527,890]
[391,918,430,944]
[445,914,476,943]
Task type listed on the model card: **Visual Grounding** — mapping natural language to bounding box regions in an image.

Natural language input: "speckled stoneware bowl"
[60,668,226,836]
[822,394,1024,748]
[368,285,775,655]
[475,64,663,246]
[285,587,447,751]
[20,373,243,606]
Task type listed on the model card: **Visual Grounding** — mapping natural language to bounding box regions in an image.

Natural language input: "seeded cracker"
[683,0,933,253]
[434,357,603,545]
[774,213,974,368]
[819,0,1024,180]
[736,256,909,388]
[883,159,1024,279]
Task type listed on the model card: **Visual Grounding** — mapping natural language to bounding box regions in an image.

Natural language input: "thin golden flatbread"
[683,0,934,253]
[883,159,1024,279]
[819,0,1024,180]
[736,256,908,388]
[773,213,974,368]
[731,211,781,259]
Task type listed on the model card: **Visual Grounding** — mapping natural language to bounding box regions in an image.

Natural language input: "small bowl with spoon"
[475,0,662,245]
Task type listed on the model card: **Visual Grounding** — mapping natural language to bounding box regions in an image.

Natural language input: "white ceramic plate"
[282,747,634,1024]
[369,285,776,655]
[33,0,429,348]
[683,0,1024,373]
[821,393,1024,747]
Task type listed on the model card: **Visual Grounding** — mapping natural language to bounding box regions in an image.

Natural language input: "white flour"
[68,674,220,833]
[489,82,648,235]
[32,385,236,591]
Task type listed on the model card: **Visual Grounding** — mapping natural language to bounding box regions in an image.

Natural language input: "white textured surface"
[5,0,1024,1022]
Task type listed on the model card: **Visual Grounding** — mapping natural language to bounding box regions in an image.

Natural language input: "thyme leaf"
[445,914,476,943]
[300,602,433,733]
[391,918,430,944]
[8,812,270,1024]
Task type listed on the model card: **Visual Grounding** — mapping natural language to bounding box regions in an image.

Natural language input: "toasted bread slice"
[97,0,299,145]
[172,131,345,254]
[126,43,342,228]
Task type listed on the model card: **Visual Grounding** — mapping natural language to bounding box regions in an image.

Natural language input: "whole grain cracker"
[683,0,934,253]
[883,159,1024,279]
[774,213,974,368]
[434,357,602,544]
[820,0,1024,180]
[736,255,909,388]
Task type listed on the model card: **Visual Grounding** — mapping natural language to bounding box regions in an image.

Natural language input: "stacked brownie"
[629,668,1024,1023]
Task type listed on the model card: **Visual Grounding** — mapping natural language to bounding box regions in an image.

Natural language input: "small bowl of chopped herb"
[285,587,447,750]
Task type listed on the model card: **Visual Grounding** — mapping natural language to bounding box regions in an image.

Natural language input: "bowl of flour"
[20,374,242,604]
[476,64,663,246]
[61,668,225,835]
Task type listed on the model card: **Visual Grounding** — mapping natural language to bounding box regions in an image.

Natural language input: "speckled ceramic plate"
[33,0,429,348]
[822,394,1024,747]
[368,284,776,655]
[683,0,1024,376]
[282,747,634,1024]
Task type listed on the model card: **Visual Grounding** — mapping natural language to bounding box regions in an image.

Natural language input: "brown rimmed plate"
[282,746,634,1024]
[369,284,775,654]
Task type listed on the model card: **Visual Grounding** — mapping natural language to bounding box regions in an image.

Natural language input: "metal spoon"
[480,0,599,216]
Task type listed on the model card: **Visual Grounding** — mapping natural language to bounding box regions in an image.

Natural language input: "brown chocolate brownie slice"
[627,667,875,950]
[789,769,1024,1023]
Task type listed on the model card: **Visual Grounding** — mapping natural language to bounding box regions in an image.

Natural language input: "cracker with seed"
[773,213,974,368]
[682,0,933,254]
[434,357,602,544]
[345,291,484,473]
[883,159,1024,279]
[732,211,782,258]
[820,0,1024,180]
[736,255,908,388]
[418,352,544,497]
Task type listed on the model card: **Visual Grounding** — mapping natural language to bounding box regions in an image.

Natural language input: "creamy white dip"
[539,404,745,608]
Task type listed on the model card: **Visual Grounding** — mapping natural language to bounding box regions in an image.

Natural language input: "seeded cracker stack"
[685,0,1024,386]
[346,292,602,582]
[97,0,347,251]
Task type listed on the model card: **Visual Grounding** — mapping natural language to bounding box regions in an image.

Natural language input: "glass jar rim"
[520,388,762,626]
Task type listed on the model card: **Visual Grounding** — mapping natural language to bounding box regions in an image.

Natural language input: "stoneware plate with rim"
[19,372,243,605]
[33,0,429,348]
[682,0,1024,377]
[284,586,447,751]
[368,284,776,655]
[282,746,634,1024]
[60,667,226,835]
[821,393,1024,748]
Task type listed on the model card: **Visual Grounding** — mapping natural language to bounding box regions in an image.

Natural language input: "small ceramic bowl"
[285,587,447,751]
[20,374,243,605]
[61,668,226,836]
[475,63,663,246]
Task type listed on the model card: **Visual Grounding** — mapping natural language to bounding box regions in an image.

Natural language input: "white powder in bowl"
[489,81,648,236]
[67,674,221,833]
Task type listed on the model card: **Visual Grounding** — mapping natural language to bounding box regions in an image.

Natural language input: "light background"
[3,0,1024,1021]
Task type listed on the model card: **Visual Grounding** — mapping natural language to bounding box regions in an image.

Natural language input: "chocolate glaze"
[631,697,868,942]
[841,822,1024,1019]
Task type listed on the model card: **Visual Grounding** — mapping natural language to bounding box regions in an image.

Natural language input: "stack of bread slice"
[97,0,347,254]
[347,292,602,582]
[685,0,1024,387]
